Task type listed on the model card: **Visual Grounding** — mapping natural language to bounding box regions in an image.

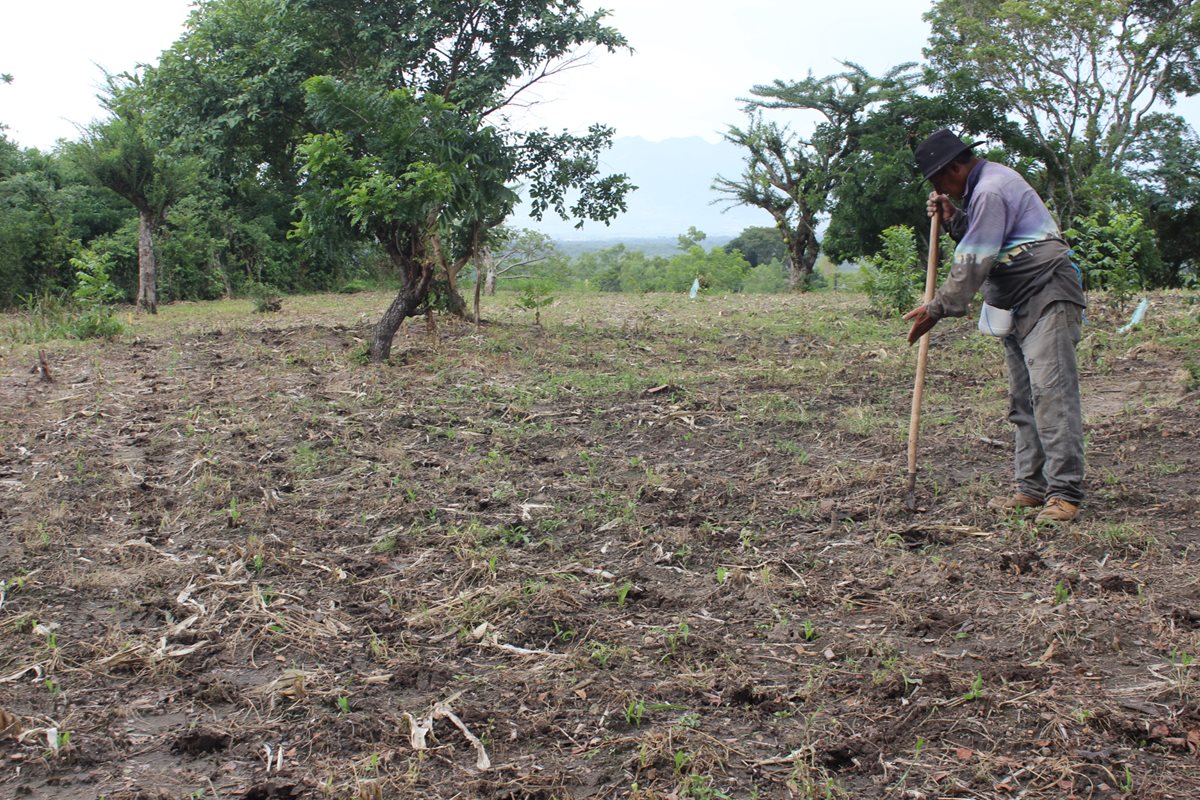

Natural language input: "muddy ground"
[1,291,1198,799]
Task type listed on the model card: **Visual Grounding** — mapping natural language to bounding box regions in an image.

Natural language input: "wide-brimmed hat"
[915,129,983,179]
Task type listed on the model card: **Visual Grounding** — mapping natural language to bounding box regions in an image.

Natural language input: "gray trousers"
[1002,301,1085,504]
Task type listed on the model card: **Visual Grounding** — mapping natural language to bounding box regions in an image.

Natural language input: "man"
[903,129,1086,523]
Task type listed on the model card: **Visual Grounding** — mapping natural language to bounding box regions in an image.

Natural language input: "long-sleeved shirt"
[929,160,1085,339]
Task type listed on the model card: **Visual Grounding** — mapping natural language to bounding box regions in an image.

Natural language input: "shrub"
[66,249,124,339]
[742,259,789,293]
[1066,204,1154,304]
[861,225,922,316]
[246,281,283,313]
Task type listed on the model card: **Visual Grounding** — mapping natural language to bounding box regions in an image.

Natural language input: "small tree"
[1066,204,1152,304]
[516,280,554,326]
[861,225,922,317]
[71,75,196,314]
[715,63,919,290]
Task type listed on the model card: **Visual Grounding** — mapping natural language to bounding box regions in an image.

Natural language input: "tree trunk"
[369,225,437,363]
[481,250,497,296]
[445,284,470,318]
[370,265,431,363]
[473,258,483,328]
[136,210,158,314]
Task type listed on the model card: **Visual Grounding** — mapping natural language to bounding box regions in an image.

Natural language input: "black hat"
[915,129,983,180]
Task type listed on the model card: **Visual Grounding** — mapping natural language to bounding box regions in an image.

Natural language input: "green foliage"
[246,281,283,313]
[1066,204,1154,303]
[861,225,922,317]
[715,63,919,290]
[925,0,1200,230]
[742,259,789,294]
[0,137,131,309]
[5,249,124,343]
[516,281,554,324]
[725,226,786,267]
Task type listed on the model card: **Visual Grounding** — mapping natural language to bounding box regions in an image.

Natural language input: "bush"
[3,250,125,343]
[246,281,283,313]
[67,249,125,338]
[1066,203,1155,304]
[742,259,789,293]
[861,225,922,316]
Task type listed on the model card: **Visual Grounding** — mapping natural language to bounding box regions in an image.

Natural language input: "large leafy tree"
[821,78,1021,262]
[296,81,512,361]
[925,0,1200,227]
[142,0,631,344]
[724,225,785,267]
[291,0,632,361]
[715,63,918,289]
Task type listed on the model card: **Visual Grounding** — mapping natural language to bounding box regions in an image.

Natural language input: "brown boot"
[987,492,1043,511]
[1036,497,1080,524]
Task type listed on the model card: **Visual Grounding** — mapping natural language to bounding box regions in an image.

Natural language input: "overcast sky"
[1,0,941,150]
[5,0,1200,151]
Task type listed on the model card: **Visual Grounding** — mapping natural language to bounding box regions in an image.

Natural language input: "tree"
[71,76,196,313]
[474,228,561,293]
[724,225,785,267]
[820,78,1020,263]
[715,63,918,289]
[925,0,1200,227]
[0,139,132,308]
[1126,112,1200,285]
[292,1,633,361]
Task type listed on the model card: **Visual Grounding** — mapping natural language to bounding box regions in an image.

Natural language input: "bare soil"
[1,292,1198,800]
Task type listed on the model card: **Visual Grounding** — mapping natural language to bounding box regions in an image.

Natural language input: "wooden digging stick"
[905,213,941,509]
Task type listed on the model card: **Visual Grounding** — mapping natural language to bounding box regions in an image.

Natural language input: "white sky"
[4,0,1200,150]
[0,0,938,150]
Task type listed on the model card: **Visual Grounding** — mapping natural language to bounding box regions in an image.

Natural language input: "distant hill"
[516,136,769,242]
[552,234,735,258]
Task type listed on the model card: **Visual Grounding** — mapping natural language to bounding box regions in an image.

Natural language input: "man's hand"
[903,304,938,345]
[927,191,955,223]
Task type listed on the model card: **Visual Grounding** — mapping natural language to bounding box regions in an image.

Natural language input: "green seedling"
[625,698,646,726]
[1052,580,1069,606]
[962,672,984,702]
[615,581,633,608]
[801,620,818,642]
[552,621,576,642]
[337,695,351,713]
[589,641,616,668]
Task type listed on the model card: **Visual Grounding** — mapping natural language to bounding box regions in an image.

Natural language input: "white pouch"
[978,302,1013,337]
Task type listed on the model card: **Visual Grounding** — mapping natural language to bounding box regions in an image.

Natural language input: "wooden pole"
[906,214,941,505]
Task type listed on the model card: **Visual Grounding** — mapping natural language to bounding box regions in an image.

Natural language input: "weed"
[625,698,647,726]
[962,672,985,702]
[552,621,576,642]
[679,774,731,799]
[664,621,690,656]
[371,533,397,554]
[1052,580,1070,606]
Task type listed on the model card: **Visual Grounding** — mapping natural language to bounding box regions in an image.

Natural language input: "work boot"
[987,492,1043,511]
[1036,497,1080,524]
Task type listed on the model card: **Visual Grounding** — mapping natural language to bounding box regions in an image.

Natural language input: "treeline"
[483,226,807,296]
[2,1,1200,355]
